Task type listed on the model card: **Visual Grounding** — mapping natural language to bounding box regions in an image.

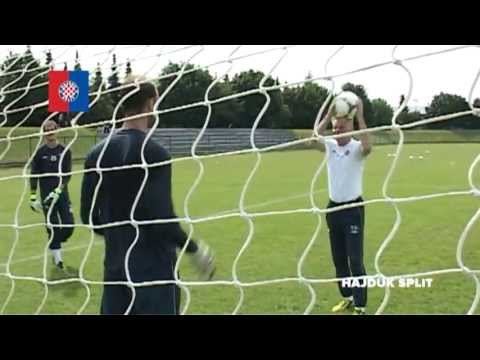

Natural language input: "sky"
[1,45,479,112]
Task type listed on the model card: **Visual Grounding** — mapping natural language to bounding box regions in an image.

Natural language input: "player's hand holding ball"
[190,240,216,281]
[332,91,359,120]
[29,192,43,212]
[44,186,62,208]
[355,97,364,121]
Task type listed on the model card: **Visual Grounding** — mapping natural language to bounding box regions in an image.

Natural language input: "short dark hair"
[474,98,480,108]
[121,77,158,115]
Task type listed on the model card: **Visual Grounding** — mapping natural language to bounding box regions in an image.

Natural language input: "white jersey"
[324,138,365,203]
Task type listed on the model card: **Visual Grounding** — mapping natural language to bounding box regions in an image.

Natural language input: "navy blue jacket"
[81,128,197,282]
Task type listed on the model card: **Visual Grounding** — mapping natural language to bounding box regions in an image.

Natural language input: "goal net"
[0,45,479,315]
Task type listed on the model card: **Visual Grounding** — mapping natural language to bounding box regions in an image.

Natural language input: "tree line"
[1,48,479,130]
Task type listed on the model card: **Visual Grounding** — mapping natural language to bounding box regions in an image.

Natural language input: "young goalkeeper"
[80,77,215,315]
[316,93,372,315]
[29,120,74,271]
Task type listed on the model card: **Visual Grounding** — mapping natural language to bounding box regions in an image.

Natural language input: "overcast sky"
[1,45,479,111]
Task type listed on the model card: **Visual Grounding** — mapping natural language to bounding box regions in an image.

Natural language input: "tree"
[45,49,53,69]
[156,62,247,128]
[397,110,423,126]
[108,54,120,90]
[156,62,213,128]
[371,98,394,126]
[125,60,132,78]
[305,71,313,82]
[399,94,409,113]
[208,78,245,128]
[425,92,478,129]
[91,63,103,92]
[393,94,425,126]
[0,47,49,126]
[229,70,285,128]
[108,54,122,108]
[274,104,293,129]
[74,50,81,71]
[283,82,329,129]
[79,63,114,126]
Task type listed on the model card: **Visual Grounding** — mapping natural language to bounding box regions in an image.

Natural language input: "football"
[333,91,359,120]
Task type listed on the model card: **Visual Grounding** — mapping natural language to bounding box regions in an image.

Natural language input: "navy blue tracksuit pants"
[326,197,367,308]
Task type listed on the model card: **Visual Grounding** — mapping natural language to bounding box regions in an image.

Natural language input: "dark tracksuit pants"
[42,193,74,250]
[98,226,183,315]
[101,284,181,315]
[326,197,367,308]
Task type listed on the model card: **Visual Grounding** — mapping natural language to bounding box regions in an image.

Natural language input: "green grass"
[2,127,480,165]
[0,127,98,165]
[0,143,479,315]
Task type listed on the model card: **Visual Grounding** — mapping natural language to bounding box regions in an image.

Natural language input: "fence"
[1,128,479,167]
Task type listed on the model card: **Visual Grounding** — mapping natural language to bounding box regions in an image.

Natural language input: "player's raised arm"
[355,100,372,156]
[317,106,334,136]
[314,104,334,152]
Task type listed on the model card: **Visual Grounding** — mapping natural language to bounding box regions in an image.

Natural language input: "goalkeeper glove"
[29,192,42,212]
[44,187,63,207]
[190,240,216,281]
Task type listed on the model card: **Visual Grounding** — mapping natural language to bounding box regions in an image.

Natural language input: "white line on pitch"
[0,241,103,268]
[208,189,327,217]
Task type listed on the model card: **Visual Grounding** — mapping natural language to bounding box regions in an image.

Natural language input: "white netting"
[0,45,479,315]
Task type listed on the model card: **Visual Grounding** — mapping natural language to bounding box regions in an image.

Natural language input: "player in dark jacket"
[30,120,74,270]
[81,77,215,315]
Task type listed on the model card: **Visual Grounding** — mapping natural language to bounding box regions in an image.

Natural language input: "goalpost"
[0,45,479,315]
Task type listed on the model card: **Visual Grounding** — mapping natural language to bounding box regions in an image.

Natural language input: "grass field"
[0,143,479,315]
[3,128,480,166]
[0,127,98,165]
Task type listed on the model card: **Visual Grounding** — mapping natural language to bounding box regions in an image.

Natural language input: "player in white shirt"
[316,95,372,315]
